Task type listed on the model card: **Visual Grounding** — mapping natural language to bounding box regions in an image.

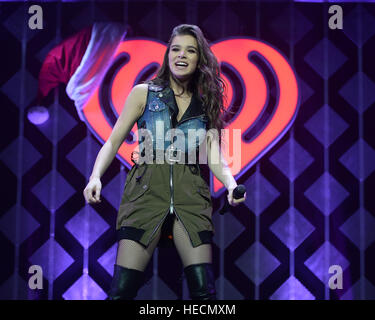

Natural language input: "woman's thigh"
[116,228,162,271]
[172,217,212,267]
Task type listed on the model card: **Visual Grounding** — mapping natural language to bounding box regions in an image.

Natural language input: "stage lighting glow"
[27,105,50,125]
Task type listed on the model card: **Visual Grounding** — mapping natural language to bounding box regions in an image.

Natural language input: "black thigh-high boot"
[184,263,217,300]
[107,264,144,300]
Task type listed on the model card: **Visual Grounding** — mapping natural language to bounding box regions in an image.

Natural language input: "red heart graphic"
[81,38,299,196]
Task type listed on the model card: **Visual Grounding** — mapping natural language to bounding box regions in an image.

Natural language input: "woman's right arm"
[83,84,148,204]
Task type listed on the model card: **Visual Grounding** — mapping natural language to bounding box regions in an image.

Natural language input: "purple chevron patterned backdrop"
[1,0,375,300]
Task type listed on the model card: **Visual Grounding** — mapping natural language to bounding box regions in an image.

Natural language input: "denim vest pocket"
[148,99,167,112]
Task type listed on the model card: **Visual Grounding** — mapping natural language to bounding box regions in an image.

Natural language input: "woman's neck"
[169,75,191,97]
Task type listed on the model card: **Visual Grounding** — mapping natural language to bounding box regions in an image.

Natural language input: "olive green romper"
[116,84,214,248]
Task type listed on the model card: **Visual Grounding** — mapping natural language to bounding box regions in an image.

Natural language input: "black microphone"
[232,184,246,200]
[219,184,246,215]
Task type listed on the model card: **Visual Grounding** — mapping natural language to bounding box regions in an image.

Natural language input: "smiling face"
[168,34,199,83]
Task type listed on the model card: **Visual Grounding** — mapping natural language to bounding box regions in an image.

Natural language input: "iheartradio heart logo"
[81,38,299,196]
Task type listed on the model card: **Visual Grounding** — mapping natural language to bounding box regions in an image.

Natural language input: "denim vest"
[136,84,208,163]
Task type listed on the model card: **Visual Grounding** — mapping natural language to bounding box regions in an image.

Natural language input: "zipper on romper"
[169,163,174,215]
[168,108,195,245]
[147,208,169,246]
[168,161,194,245]
[169,112,175,216]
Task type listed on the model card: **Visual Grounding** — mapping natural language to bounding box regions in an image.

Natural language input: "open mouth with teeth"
[175,61,189,68]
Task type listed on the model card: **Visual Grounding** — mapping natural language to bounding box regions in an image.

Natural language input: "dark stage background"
[1,0,375,300]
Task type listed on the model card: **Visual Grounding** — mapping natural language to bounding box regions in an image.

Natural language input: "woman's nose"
[178,50,185,58]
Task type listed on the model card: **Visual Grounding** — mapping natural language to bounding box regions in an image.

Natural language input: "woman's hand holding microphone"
[219,184,247,215]
[227,184,247,206]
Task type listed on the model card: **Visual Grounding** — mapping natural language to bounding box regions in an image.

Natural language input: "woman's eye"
[171,48,196,53]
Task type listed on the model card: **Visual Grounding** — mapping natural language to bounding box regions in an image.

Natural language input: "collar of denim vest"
[156,85,206,127]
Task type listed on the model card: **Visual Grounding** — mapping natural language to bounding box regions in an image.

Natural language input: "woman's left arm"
[206,130,246,206]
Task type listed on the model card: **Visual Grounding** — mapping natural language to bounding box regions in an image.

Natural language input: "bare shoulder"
[131,83,148,96]
[128,83,148,114]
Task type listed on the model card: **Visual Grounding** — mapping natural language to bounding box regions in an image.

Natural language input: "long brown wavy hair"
[148,24,227,140]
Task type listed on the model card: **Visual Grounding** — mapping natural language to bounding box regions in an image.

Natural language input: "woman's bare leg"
[172,217,216,300]
[115,228,162,271]
[108,228,162,300]
[172,217,212,267]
